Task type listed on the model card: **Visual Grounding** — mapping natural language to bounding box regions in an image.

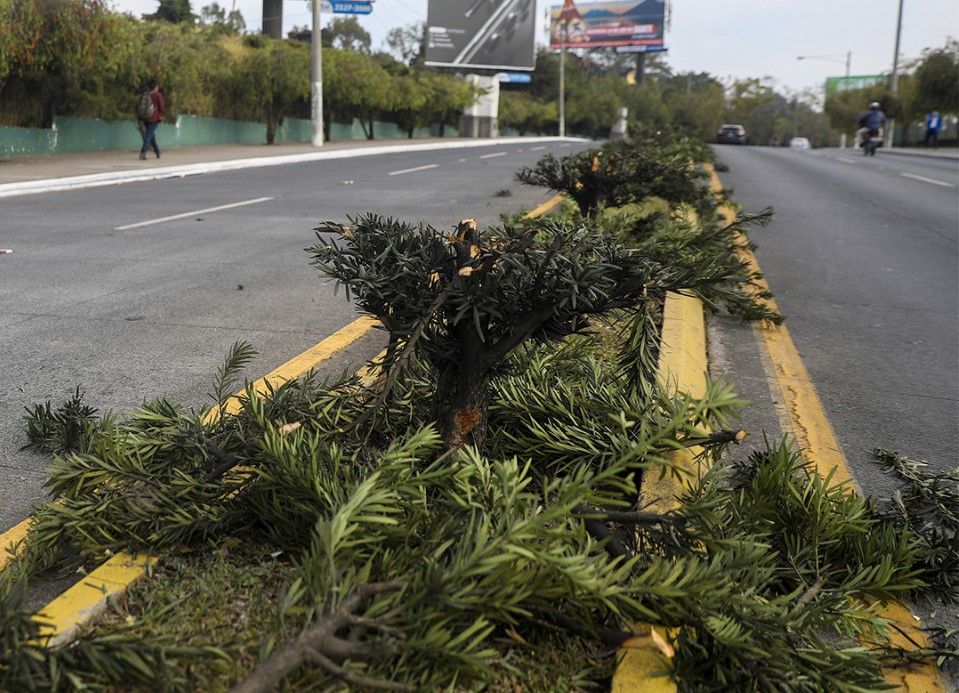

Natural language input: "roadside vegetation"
[2,132,955,691]
[0,1,476,142]
[4,1,955,148]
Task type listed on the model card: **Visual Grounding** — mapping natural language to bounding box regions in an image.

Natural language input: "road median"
[1,136,953,691]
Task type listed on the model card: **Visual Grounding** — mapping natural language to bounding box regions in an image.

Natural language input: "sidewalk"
[880,146,959,159]
[0,136,584,199]
[0,138,453,186]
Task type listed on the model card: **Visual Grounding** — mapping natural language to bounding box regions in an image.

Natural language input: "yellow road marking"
[0,518,33,571]
[523,194,565,219]
[206,315,378,421]
[35,553,153,648]
[19,317,378,647]
[706,162,944,692]
[613,291,707,693]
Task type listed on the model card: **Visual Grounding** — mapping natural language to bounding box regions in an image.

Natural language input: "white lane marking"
[530,146,546,151]
[479,152,508,159]
[388,164,439,176]
[900,172,954,188]
[838,157,858,164]
[115,197,274,230]
[458,158,467,162]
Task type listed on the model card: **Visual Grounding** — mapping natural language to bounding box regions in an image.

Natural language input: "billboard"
[425,0,536,71]
[549,0,666,50]
[824,74,887,99]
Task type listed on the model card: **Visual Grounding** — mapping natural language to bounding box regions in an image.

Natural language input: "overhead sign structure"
[425,0,537,71]
[549,0,666,50]
[824,74,887,98]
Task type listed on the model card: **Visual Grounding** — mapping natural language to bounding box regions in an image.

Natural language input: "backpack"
[137,91,155,120]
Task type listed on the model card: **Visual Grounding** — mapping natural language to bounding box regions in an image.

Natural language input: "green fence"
[1,115,469,158]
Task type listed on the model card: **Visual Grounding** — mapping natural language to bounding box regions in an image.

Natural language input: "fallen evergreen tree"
[2,136,954,691]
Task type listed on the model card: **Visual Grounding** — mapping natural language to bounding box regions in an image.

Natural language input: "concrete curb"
[610,291,707,693]
[879,148,959,160]
[0,137,588,199]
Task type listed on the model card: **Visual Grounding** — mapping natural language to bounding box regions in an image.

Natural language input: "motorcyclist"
[857,102,885,146]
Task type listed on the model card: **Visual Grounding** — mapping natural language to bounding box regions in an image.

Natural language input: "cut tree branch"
[230,581,409,693]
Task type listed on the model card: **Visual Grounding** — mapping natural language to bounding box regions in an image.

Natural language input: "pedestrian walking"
[137,79,164,160]
[923,109,942,148]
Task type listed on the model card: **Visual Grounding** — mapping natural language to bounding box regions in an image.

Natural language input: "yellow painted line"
[642,292,708,514]
[613,291,707,693]
[0,517,33,571]
[706,162,945,692]
[24,317,379,647]
[34,552,153,648]
[523,194,565,219]
[207,315,378,421]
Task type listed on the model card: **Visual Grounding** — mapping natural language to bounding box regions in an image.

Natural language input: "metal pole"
[558,22,566,138]
[845,51,851,80]
[311,0,324,147]
[887,0,904,148]
[635,52,646,86]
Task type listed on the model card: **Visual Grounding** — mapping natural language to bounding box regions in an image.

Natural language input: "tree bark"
[434,362,488,451]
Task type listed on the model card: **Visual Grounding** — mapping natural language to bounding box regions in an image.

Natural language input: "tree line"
[824,39,959,144]
[500,40,958,146]
[0,0,477,143]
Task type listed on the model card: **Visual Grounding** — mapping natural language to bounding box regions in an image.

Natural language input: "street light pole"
[311,0,324,147]
[886,0,904,148]
[558,21,566,138]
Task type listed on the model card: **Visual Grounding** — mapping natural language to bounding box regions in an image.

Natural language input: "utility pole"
[845,50,851,81]
[887,0,904,148]
[558,21,566,138]
[311,0,324,147]
[635,52,646,86]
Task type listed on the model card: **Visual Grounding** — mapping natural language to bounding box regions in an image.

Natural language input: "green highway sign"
[824,74,886,98]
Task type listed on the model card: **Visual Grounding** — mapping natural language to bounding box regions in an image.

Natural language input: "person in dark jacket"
[858,101,885,132]
[138,79,165,160]
[857,101,885,147]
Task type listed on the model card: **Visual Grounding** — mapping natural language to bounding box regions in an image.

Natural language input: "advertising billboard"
[425,0,536,71]
[549,0,666,50]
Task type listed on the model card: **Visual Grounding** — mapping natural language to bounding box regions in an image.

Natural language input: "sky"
[112,0,958,94]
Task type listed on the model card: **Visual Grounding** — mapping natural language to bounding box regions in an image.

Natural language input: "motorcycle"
[861,128,883,156]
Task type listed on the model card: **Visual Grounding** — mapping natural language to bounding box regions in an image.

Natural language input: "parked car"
[789,137,811,150]
[717,124,747,145]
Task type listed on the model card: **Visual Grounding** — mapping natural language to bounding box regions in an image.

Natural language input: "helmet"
[869,101,881,110]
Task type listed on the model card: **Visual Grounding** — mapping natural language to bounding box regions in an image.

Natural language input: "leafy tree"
[0,0,128,127]
[236,39,310,143]
[286,24,310,43]
[144,0,196,24]
[199,1,244,35]
[324,47,392,139]
[912,39,959,114]
[384,21,425,66]
[659,71,726,141]
[499,90,557,135]
[321,16,371,54]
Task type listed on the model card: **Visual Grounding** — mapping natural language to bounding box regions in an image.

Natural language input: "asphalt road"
[713,145,958,498]
[0,140,589,532]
